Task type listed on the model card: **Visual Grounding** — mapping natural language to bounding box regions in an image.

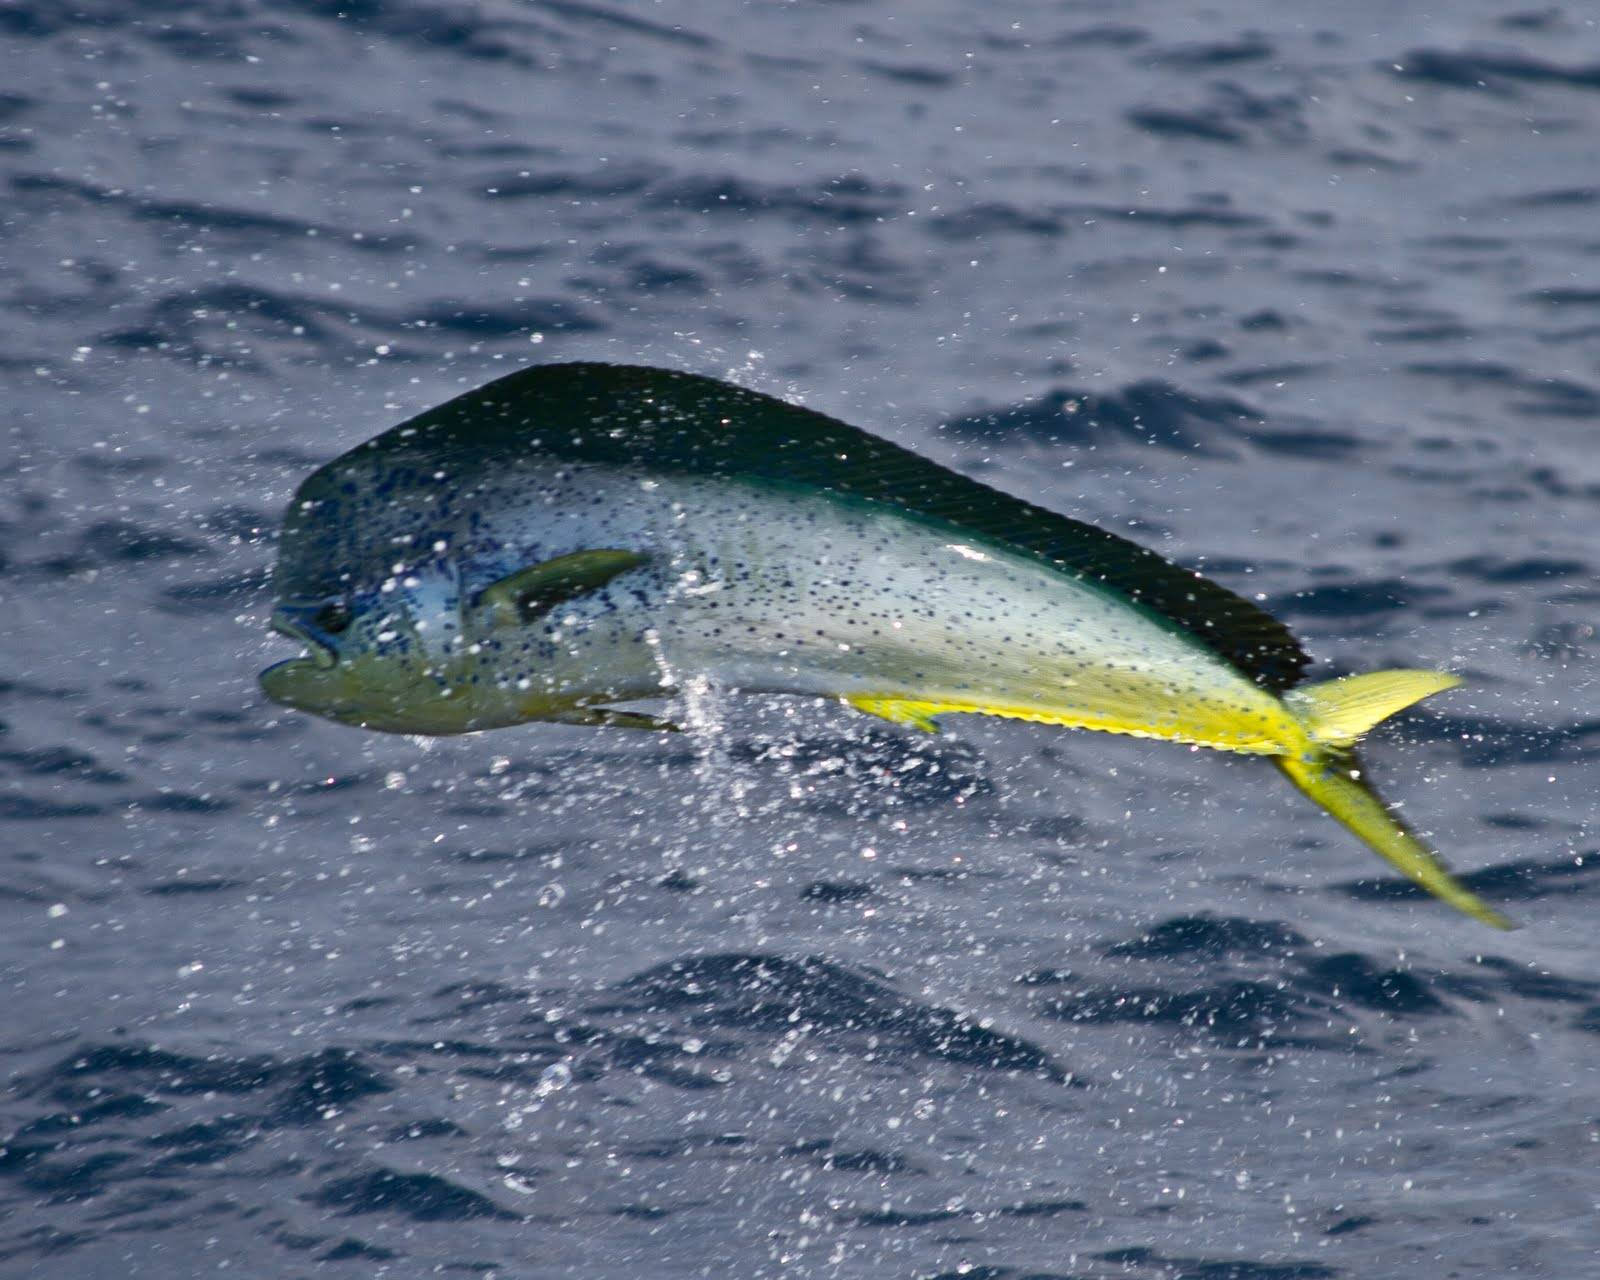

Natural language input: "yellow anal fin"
[847,696,942,733]
[846,689,1288,753]
[1276,751,1513,930]
[1285,669,1460,749]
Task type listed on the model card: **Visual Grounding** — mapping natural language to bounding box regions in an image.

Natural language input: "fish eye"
[314,601,353,634]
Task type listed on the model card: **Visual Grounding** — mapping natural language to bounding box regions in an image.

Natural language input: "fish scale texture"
[3,1,1598,1278]
[355,360,1313,689]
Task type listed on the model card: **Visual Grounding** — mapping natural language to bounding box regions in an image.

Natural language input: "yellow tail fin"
[1279,670,1509,927]
[1285,669,1461,749]
[1275,753,1513,930]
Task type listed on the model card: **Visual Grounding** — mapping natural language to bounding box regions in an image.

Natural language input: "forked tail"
[1279,670,1513,930]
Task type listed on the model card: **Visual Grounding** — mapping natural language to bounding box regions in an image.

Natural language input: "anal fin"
[846,696,942,733]
[844,683,1287,752]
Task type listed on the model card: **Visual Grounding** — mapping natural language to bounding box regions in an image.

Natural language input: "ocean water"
[3,1,1598,1276]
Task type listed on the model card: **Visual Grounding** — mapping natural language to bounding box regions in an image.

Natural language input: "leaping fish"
[260,362,1510,929]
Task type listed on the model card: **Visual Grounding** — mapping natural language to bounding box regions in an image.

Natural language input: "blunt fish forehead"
[274,438,490,601]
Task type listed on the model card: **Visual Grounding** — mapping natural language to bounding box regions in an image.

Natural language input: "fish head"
[260,571,483,734]
[260,443,489,734]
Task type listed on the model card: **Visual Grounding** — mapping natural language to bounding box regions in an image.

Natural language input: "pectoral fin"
[548,705,680,732]
[477,549,648,628]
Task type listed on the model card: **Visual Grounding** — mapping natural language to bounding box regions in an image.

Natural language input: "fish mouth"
[269,613,338,670]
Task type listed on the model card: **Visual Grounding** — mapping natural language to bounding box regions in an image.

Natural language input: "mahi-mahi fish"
[260,362,1509,929]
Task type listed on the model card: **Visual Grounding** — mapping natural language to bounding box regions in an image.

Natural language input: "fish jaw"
[257,651,462,734]
[259,654,357,722]
[259,618,649,734]
[260,593,484,733]
[258,651,658,735]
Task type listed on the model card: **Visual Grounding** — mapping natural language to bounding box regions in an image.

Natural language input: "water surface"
[3,2,1598,1276]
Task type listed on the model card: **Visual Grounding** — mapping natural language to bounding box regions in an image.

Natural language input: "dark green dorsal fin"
[476,548,648,628]
[372,363,1310,690]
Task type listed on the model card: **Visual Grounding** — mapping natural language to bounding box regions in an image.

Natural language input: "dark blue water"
[4,2,1598,1276]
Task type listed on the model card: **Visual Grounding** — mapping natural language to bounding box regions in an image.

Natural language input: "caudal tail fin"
[1279,670,1514,931]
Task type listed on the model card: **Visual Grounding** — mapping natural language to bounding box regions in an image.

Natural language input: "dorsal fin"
[362,362,1311,690]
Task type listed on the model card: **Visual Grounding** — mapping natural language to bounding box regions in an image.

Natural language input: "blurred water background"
[3,1,1599,1275]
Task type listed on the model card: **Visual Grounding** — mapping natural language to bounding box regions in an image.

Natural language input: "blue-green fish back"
[327,362,1309,690]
